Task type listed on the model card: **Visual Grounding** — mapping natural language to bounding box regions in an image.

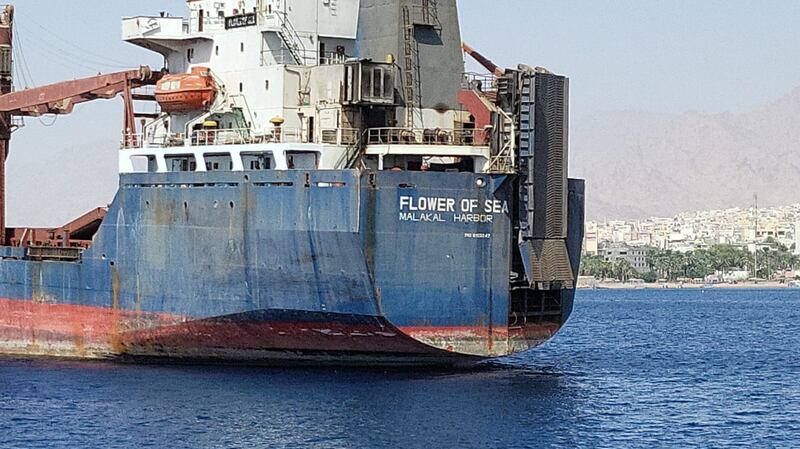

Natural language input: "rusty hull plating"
[0,170,584,366]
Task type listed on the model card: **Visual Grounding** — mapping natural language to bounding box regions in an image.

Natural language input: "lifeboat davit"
[155,67,217,113]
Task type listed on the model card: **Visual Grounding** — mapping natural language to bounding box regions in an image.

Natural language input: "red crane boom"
[461,42,505,78]
[0,66,163,117]
[0,61,164,244]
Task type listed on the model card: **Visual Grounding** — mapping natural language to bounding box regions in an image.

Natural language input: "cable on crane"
[11,29,35,88]
[23,17,133,68]
[15,22,131,71]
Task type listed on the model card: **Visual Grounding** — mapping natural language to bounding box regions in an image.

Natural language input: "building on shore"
[795,221,800,255]
[589,203,800,254]
[584,222,599,255]
[601,244,648,274]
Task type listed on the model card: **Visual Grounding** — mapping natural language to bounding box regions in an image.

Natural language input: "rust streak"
[110,266,124,353]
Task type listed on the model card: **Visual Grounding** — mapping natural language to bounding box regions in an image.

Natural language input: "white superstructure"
[119,0,493,174]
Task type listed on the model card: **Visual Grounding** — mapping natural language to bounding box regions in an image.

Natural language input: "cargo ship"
[0,0,583,366]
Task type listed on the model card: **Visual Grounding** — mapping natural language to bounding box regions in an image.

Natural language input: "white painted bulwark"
[122,17,185,40]
[120,143,345,174]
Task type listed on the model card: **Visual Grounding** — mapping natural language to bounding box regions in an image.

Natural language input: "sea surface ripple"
[1,289,798,448]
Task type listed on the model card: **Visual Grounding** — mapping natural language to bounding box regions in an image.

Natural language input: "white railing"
[261,49,349,67]
[121,127,304,149]
[186,16,226,33]
[122,16,185,39]
[463,72,498,93]
[190,127,302,146]
[365,128,490,146]
[122,127,372,149]
[123,16,227,38]
[123,127,492,150]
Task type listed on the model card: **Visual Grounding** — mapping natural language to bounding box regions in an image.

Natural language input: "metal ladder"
[486,109,516,173]
[276,12,306,65]
[417,0,441,29]
[477,75,515,173]
[337,130,367,169]
[402,6,423,129]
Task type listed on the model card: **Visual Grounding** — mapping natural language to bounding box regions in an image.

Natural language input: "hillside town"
[581,203,800,286]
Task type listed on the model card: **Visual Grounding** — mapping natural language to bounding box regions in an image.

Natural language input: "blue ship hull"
[0,170,583,366]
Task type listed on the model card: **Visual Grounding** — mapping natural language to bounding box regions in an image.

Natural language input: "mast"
[0,5,13,246]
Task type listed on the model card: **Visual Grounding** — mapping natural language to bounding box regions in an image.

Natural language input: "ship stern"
[364,171,584,360]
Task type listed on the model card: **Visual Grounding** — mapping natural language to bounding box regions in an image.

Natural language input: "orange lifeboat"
[155,67,217,113]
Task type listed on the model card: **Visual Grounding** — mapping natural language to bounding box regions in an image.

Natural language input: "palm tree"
[612,259,636,282]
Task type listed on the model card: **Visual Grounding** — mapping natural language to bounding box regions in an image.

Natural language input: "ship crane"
[0,65,165,245]
[0,66,163,118]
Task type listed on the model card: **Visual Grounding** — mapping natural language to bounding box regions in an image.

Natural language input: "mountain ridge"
[571,86,800,220]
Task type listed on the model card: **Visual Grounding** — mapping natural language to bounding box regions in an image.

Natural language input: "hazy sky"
[6,0,800,226]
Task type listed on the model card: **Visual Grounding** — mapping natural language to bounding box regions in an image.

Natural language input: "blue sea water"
[0,289,798,448]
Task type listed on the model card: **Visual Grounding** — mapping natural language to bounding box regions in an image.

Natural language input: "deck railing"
[185,16,226,33]
[463,72,498,93]
[260,49,349,67]
[365,128,489,146]
[26,246,83,262]
[192,127,301,146]
[320,128,360,146]
[122,127,304,149]
[122,127,490,150]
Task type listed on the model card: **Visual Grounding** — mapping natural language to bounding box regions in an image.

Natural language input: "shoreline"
[580,281,797,290]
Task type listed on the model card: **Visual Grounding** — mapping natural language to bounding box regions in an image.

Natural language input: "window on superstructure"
[166,155,198,172]
[383,70,393,99]
[240,42,245,53]
[187,48,195,62]
[374,68,384,99]
[265,80,269,91]
[215,45,219,56]
[242,152,273,170]
[204,154,234,171]
[129,155,156,173]
[286,151,319,170]
[361,66,394,103]
[364,155,380,171]
[239,82,243,93]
